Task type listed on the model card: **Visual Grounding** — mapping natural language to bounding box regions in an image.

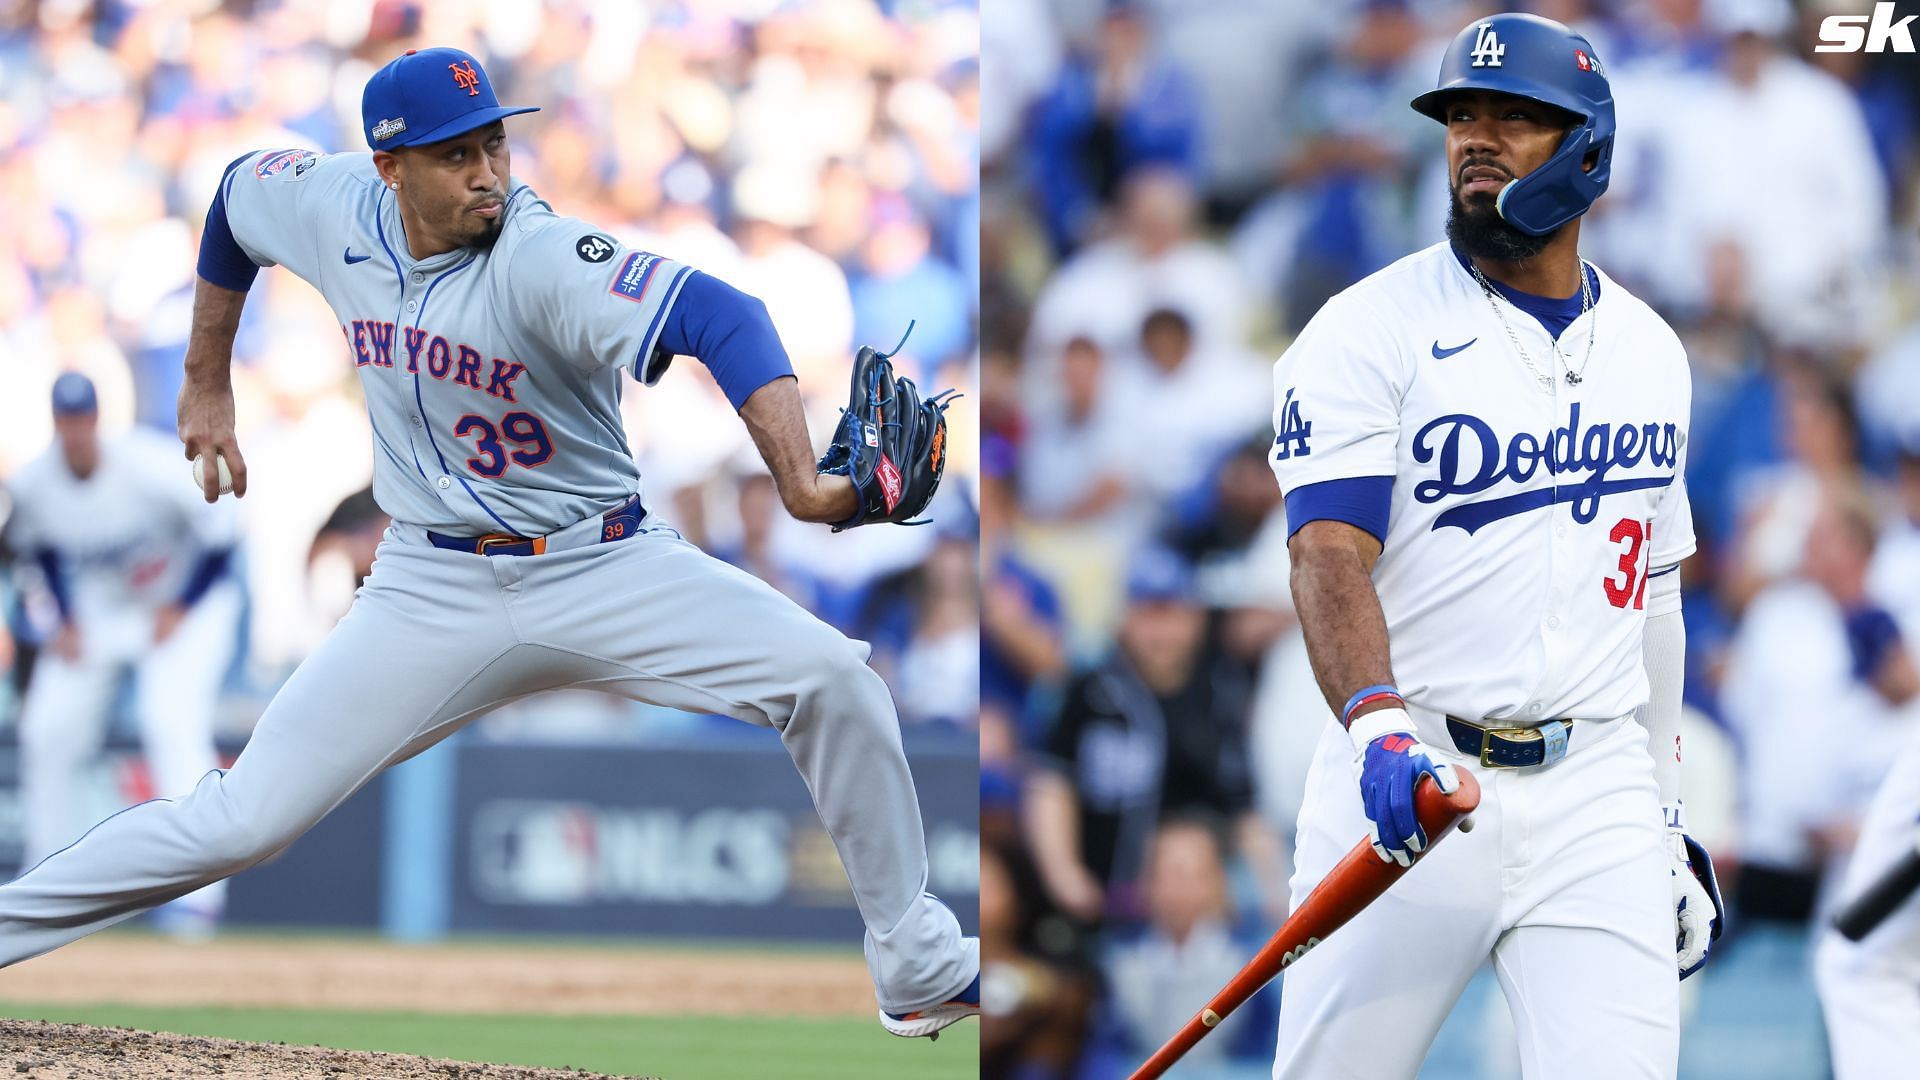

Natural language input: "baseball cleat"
[879,972,979,1040]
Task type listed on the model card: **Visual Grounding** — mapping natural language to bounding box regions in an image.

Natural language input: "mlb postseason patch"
[255,149,317,180]
[371,117,407,141]
[576,234,615,263]
[608,251,660,304]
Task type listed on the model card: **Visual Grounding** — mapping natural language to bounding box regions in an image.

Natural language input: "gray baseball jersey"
[222,147,691,535]
[0,145,977,1020]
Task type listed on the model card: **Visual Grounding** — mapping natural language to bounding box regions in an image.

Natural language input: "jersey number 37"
[1604,517,1654,610]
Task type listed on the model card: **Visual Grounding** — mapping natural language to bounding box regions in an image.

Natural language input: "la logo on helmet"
[1470,24,1506,67]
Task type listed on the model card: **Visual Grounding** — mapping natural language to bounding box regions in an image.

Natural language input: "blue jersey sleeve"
[1283,475,1393,545]
[655,273,796,411]
[196,152,263,292]
[32,549,72,623]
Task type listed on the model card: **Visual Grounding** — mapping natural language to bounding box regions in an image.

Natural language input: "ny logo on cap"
[449,60,481,96]
[1470,24,1506,67]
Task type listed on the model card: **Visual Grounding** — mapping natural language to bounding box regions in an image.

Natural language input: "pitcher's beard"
[1446,189,1558,263]
[468,216,503,250]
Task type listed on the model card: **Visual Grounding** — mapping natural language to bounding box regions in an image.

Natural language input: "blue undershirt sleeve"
[1283,475,1394,545]
[176,547,234,609]
[654,272,796,411]
[32,549,72,624]
[196,152,263,292]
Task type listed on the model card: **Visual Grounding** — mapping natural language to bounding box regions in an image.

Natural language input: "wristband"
[1342,684,1404,728]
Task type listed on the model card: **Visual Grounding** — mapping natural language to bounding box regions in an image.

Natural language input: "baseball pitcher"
[0,48,977,1038]
[1267,15,1719,1077]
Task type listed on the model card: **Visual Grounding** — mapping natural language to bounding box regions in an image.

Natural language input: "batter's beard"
[1446,188,1558,263]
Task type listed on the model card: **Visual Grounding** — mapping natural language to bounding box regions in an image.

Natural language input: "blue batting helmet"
[1411,13,1614,236]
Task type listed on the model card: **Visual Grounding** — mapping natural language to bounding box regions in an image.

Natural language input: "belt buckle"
[1479,725,1540,768]
[476,534,525,556]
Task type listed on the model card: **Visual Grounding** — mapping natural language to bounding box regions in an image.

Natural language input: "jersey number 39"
[453,411,553,477]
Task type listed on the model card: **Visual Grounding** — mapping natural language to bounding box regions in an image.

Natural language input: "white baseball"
[193,453,233,496]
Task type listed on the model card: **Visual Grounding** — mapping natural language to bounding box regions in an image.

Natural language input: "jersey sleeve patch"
[254,148,318,181]
[609,251,664,303]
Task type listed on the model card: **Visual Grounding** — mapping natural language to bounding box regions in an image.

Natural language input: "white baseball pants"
[0,522,974,1012]
[1273,714,1678,1079]
[16,585,240,920]
[1814,723,1920,1079]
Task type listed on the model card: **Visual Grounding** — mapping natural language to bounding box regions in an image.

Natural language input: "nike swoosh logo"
[1431,338,1476,359]
[343,248,371,265]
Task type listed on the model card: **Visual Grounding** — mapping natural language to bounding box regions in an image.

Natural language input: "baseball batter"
[0,48,977,1037]
[1266,15,1719,1078]
[6,373,240,936]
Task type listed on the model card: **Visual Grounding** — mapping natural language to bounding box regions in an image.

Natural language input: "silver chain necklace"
[1470,261,1596,391]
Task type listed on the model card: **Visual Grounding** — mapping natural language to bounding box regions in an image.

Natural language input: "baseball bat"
[1833,826,1920,942]
[1127,771,1481,1080]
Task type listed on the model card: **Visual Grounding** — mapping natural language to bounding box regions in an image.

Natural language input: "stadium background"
[0,0,978,1076]
[981,0,1920,1078]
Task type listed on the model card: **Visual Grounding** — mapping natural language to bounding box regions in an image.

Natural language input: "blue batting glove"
[1349,708,1462,867]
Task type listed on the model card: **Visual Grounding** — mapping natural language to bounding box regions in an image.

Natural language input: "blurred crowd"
[980,0,1920,1075]
[0,0,982,736]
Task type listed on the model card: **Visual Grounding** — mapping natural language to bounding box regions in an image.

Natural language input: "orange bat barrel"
[1128,770,1481,1080]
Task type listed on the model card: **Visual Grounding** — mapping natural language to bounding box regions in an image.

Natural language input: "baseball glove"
[816,329,956,532]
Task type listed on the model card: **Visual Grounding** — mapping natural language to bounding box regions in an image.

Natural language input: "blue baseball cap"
[1127,546,1197,605]
[361,47,538,150]
[51,372,97,416]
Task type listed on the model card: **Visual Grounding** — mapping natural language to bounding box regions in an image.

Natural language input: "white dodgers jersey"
[1270,243,1695,726]
[7,427,239,620]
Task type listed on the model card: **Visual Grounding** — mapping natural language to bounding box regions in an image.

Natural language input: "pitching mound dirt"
[0,1019,654,1080]
[0,935,874,1017]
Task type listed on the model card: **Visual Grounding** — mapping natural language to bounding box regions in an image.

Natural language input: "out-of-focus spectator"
[1017,336,1137,533]
[1027,0,1203,254]
[861,530,981,729]
[1722,484,1912,922]
[728,163,856,390]
[1114,308,1269,516]
[1026,168,1247,371]
[1720,360,1872,616]
[1023,547,1281,925]
[981,437,1068,734]
[981,839,1098,1079]
[850,194,973,380]
[1229,0,1432,332]
[713,471,826,616]
[1102,814,1277,1069]
[1614,1,1886,347]
[306,485,389,621]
